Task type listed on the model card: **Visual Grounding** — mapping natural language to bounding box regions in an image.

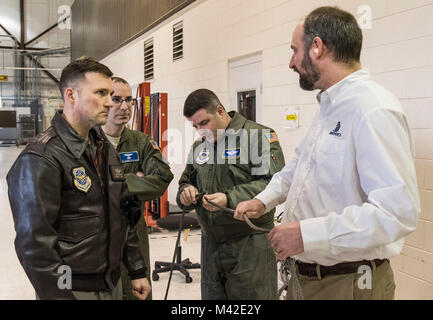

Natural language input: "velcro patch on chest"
[71,167,92,193]
[223,148,241,160]
[119,151,139,163]
[196,149,210,165]
[110,165,126,181]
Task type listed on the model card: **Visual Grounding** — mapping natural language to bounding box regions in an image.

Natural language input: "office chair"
[152,210,201,285]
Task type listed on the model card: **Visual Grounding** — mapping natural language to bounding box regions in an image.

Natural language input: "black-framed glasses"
[112,96,136,106]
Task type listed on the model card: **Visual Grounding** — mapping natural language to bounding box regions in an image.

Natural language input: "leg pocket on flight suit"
[226,234,276,299]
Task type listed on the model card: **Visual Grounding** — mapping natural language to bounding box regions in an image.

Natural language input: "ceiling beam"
[26,55,59,85]
[25,15,70,47]
[0,46,49,51]
[20,0,25,49]
[0,24,21,47]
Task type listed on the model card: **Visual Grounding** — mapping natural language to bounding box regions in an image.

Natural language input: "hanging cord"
[198,193,304,300]
[164,211,185,300]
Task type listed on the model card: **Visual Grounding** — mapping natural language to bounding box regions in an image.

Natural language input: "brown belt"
[296,259,388,279]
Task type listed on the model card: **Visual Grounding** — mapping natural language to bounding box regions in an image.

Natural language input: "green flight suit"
[117,127,174,300]
[176,111,285,300]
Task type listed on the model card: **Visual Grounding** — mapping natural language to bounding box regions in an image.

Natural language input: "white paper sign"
[285,107,299,129]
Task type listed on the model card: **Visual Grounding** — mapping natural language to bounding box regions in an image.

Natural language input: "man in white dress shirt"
[234,6,420,300]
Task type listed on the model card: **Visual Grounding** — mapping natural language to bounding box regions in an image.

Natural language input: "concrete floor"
[0,145,202,300]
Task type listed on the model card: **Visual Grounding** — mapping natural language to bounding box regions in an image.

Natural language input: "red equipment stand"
[134,83,169,228]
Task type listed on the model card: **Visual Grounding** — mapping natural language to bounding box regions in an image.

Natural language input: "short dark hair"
[303,6,362,66]
[112,76,129,85]
[183,89,224,118]
[59,57,113,97]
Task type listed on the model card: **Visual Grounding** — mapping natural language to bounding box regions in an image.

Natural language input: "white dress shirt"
[256,69,421,266]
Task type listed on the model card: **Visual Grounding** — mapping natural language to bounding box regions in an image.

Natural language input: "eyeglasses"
[112,96,136,106]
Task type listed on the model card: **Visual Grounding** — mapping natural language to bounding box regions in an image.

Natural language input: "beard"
[294,52,321,91]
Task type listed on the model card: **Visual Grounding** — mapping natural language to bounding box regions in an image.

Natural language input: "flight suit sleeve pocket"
[57,216,100,243]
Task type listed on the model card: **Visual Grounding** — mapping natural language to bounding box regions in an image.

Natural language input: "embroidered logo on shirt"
[71,167,92,193]
[329,121,342,137]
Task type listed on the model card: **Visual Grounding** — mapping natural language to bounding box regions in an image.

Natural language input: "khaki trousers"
[286,260,395,300]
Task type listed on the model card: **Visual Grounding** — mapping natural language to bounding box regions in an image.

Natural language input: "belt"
[296,259,388,279]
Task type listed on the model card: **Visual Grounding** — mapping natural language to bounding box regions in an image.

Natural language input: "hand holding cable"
[198,193,304,300]
[197,193,271,233]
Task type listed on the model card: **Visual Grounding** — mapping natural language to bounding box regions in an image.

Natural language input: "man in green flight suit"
[102,77,174,300]
[176,89,285,300]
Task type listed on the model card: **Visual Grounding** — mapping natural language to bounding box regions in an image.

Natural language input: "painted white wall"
[102,0,433,299]
[229,53,263,122]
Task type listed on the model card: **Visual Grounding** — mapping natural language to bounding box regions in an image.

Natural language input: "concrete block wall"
[102,0,433,299]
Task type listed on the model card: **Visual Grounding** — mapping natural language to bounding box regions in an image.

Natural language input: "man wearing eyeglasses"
[102,77,174,300]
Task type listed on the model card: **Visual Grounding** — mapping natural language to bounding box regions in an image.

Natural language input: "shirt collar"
[119,127,131,145]
[226,111,247,132]
[203,111,246,147]
[317,69,371,106]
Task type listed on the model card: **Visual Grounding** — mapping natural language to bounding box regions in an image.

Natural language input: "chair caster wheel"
[186,276,193,283]
[152,273,159,281]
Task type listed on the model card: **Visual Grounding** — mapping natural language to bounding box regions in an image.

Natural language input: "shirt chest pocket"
[314,136,346,189]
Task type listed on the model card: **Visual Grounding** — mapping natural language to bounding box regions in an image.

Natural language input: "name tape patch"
[223,148,241,160]
[119,151,139,163]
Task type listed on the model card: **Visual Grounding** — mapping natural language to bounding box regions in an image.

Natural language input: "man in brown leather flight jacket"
[6,58,150,300]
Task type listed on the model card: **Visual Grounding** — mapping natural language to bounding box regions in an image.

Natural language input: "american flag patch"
[151,140,160,150]
[268,132,279,143]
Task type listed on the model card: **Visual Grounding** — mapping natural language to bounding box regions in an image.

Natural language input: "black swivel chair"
[152,209,201,284]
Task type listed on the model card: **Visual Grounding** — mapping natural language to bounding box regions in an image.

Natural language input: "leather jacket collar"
[52,111,106,159]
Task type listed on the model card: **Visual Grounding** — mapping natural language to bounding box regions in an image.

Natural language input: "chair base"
[152,246,200,283]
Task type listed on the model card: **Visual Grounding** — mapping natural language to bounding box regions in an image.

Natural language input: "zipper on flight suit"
[206,145,217,225]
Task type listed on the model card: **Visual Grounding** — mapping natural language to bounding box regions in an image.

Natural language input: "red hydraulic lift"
[134,82,169,228]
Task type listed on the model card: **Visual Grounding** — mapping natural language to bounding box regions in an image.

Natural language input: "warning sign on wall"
[285,107,299,129]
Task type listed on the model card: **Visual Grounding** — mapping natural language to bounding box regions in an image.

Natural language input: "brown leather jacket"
[7,112,146,299]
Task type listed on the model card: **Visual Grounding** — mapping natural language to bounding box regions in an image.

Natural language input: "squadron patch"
[71,167,92,193]
[196,149,210,165]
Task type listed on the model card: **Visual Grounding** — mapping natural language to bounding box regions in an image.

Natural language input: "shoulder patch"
[150,140,160,151]
[267,131,279,143]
